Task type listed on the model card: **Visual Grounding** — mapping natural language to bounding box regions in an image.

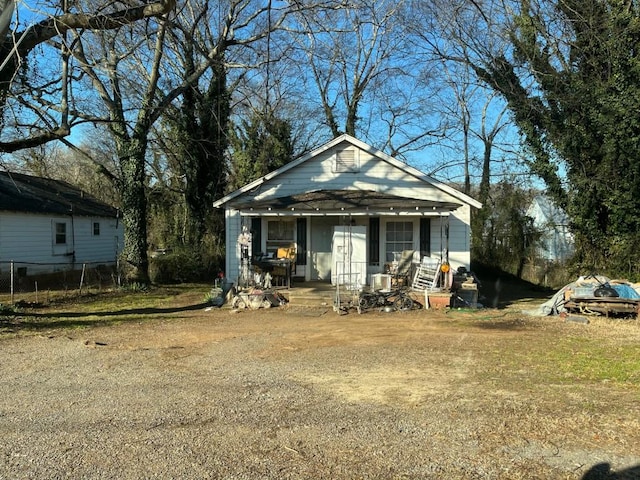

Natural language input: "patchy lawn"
[0,282,638,478]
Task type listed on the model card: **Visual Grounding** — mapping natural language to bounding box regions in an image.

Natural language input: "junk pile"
[207,276,235,307]
[536,275,640,319]
[231,288,288,310]
[451,266,482,308]
[229,272,289,310]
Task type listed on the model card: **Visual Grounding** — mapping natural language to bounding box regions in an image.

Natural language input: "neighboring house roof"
[0,171,119,218]
[213,134,482,210]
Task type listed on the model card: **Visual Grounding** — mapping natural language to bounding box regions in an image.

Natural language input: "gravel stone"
[1,307,639,479]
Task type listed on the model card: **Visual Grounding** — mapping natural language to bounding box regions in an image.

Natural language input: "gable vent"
[333,149,359,173]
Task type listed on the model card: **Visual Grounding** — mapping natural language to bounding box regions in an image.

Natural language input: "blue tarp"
[612,284,640,299]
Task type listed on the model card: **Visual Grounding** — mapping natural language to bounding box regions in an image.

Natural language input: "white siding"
[527,197,574,262]
[0,213,64,266]
[447,207,472,270]
[0,212,123,274]
[221,139,478,282]
[72,217,123,264]
[239,144,463,208]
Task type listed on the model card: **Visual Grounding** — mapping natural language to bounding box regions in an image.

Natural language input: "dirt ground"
[1,289,639,479]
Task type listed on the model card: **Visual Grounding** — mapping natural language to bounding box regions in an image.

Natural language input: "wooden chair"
[273,246,296,287]
[394,250,415,287]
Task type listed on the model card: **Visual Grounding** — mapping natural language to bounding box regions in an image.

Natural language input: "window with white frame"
[385,221,413,262]
[54,222,67,245]
[266,220,295,256]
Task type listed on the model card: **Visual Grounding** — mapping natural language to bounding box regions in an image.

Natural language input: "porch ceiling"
[230,189,462,212]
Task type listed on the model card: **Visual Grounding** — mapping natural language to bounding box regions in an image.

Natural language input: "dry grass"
[1,283,639,478]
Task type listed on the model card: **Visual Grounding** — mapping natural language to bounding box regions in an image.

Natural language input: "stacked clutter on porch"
[411,257,452,309]
[407,259,481,310]
[229,222,291,310]
[451,267,480,308]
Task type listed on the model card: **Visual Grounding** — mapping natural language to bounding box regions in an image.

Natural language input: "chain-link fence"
[0,261,120,305]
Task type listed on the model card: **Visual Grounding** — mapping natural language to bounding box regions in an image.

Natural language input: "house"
[0,171,123,275]
[526,195,574,263]
[213,135,482,287]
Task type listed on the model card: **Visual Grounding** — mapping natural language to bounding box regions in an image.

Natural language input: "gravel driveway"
[1,304,639,479]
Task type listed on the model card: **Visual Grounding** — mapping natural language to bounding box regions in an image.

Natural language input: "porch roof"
[229,189,462,213]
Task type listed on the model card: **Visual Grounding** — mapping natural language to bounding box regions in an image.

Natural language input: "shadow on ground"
[474,268,555,309]
[582,462,640,480]
[0,302,211,333]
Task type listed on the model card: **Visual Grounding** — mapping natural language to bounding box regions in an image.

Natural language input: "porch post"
[306,217,312,281]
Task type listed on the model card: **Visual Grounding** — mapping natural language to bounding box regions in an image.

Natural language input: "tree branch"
[13,0,176,57]
[0,125,70,153]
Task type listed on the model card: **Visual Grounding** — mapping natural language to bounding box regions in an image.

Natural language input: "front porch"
[233,193,458,286]
[231,279,453,311]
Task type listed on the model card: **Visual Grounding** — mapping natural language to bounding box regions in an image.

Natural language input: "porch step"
[283,290,336,307]
[280,281,337,307]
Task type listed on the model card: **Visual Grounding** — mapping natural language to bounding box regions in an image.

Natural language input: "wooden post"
[10,261,14,305]
[79,263,86,293]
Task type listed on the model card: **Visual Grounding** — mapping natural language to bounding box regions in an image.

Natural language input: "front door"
[332,225,367,286]
[309,217,336,281]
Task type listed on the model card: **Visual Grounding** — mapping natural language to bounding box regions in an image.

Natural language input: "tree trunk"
[118,137,150,284]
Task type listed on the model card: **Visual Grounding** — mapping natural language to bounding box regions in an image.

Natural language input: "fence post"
[10,260,14,305]
[79,263,86,293]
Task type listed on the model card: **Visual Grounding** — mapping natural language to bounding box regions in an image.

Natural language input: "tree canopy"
[464,0,640,276]
[10,0,640,282]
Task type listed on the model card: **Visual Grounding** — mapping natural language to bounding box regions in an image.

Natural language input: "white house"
[213,135,482,287]
[0,171,123,274]
[526,195,574,263]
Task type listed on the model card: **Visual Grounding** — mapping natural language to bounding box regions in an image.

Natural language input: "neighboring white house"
[0,171,123,275]
[526,195,574,262]
[213,135,482,286]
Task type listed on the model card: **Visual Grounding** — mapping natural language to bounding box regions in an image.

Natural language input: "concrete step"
[284,291,336,307]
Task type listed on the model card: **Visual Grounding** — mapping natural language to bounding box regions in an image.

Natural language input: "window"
[93,222,100,236]
[266,220,295,256]
[385,221,413,262]
[333,148,359,172]
[55,222,67,245]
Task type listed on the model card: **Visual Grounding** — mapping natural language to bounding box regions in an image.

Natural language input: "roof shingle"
[0,172,118,218]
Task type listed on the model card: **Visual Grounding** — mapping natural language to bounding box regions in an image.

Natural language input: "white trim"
[235,210,451,217]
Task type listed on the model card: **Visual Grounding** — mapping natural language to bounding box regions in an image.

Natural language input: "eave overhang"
[228,189,462,216]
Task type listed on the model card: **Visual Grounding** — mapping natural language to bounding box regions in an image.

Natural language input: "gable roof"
[0,171,119,218]
[213,134,482,209]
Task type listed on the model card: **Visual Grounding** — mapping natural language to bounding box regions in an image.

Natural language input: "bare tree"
[0,0,175,153]
[67,0,338,283]
[288,0,408,138]
[16,134,121,206]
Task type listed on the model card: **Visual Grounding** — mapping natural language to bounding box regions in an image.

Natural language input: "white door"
[332,226,367,286]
